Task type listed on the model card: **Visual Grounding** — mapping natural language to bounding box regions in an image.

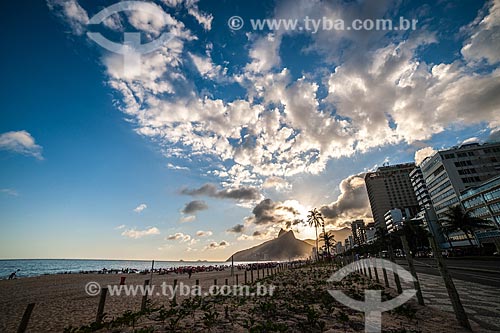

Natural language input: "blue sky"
[0,0,498,260]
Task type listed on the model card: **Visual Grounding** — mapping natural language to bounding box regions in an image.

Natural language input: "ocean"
[0,259,248,279]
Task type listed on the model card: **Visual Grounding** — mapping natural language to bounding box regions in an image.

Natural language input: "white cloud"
[262,176,291,192]
[115,224,126,230]
[167,163,189,171]
[167,232,191,242]
[48,0,500,192]
[415,147,437,166]
[47,0,89,35]
[133,203,147,213]
[179,215,196,223]
[189,52,223,80]
[0,131,43,160]
[122,227,160,239]
[461,137,480,145]
[187,6,213,31]
[245,34,282,74]
[461,0,500,65]
[126,2,176,37]
[0,189,19,197]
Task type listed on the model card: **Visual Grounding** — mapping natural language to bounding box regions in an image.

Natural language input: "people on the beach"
[8,269,20,280]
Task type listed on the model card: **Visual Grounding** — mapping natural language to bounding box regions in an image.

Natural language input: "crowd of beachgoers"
[65,261,284,276]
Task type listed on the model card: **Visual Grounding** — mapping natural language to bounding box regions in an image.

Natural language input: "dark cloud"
[284,218,304,229]
[227,224,245,233]
[206,240,229,249]
[251,199,278,225]
[181,200,208,214]
[180,183,260,201]
[245,198,302,226]
[320,173,372,228]
[252,231,261,236]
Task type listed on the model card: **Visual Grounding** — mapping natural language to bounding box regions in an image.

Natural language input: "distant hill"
[304,227,352,247]
[227,229,313,261]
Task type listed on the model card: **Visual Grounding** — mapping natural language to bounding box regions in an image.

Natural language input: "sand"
[0,269,238,332]
[0,264,483,332]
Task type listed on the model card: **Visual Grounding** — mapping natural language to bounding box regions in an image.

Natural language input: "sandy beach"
[0,268,239,332]
[0,263,483,332]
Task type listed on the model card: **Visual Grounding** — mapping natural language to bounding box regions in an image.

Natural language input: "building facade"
[410,167,432,208]
[460,175,500,250]
[365,163,420,230]
[420,142,500,218]
[351,219,366,246]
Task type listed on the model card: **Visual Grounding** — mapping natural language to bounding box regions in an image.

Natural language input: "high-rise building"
[365,163,420,230]
[335,241,344,255]
[460,175,500,251]
[410,167,432,208]
[351,219,366,246]
[420,142,500,218]
[365,222,376,243]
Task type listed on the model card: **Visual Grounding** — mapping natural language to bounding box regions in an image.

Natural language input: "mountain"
[304,227,352,247]
[227,229,313,261]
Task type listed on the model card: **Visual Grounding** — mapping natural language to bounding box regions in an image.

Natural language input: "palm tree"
[322,231,336,256]
[441,205,494,247]
[307,208,324,259]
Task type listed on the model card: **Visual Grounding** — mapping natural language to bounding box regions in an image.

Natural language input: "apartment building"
[365,163,420,230]
[420,142,500,218]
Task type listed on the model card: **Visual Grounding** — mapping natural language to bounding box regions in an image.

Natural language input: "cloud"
[180,183,261,201]
[49,0,500,193]
[115,224,126,230]
[461,137,480,145]
[262,176,291,192]
[0,131,43,160]
[414,147,437,166]
[47,0,89,35]
[121,227,160,239]
[461,0,500,65]
[167,163,189,171]
[0,188,19,197]
[179,215,196,223]
[196,230,213,237]
[227,224,244,233]
[204,240,229,250]
[189,52,223,80]
[320,173,372,228]
[488,128,500,142]
[187,6,213,31]
[244,199,304,227]
[167,232,191,242]
[133,203,147,213]
[181,200,208,214]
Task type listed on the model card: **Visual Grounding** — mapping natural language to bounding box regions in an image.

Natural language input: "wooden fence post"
[96,288,108,323]
[141,280,150,311]
[429,236,471,329]
[380,252,390,288]
[401,235,425,306]
[17,303,35,333]
[372,259,380,283]
[388,243,402,293]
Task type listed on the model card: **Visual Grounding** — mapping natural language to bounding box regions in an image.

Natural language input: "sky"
[0,0,499,260]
